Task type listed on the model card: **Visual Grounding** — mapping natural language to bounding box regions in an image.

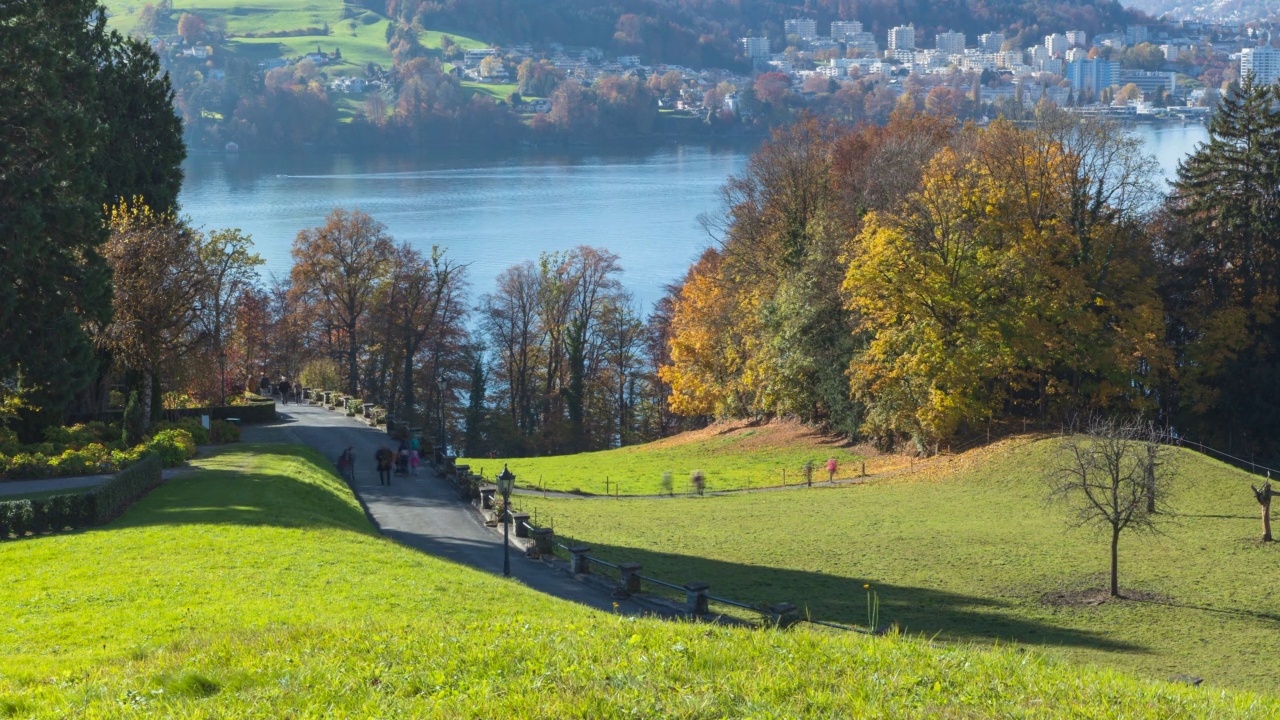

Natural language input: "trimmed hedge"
[0,456,163,539]
[68,398,277,426]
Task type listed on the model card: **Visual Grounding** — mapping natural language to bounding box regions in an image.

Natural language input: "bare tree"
[1046,416,1176,597]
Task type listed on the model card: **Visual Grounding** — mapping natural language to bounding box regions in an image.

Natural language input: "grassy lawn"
[1,443,1273,716]
[463,81,519,101]
[517,437,1280,693]
[464,420,878,495]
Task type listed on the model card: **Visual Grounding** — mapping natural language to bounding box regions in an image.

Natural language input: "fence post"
[618,562,642,595]
[512,512,531,538]
[533,528,554,556]
[570,546,592,574]
[479,487,496,509]
[684,582,710,616]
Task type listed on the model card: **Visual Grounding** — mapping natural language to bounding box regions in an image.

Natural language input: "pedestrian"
[827,457,838,483]
[409,449,420,476]
[375,446,394,486]
[337,447,356,482]
[278,378,291,405]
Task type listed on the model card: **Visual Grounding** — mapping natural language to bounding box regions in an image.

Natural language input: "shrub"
[122,392,144,447]
[0,455,165,538]
[147,429,196,468]
[0,427,19,455]
[43,424,95,449]
[90,455,163,524]
[155,418,210,445]
[210,420,240,444]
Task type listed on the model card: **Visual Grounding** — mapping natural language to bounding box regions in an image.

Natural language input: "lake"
[178,124,1210,308]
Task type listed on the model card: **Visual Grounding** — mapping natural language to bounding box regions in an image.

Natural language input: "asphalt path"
[244,402,654,616]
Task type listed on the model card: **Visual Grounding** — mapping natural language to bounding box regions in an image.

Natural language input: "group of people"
[338,438,422,486]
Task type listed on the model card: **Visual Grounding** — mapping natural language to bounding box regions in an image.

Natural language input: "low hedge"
[0,455,163,538]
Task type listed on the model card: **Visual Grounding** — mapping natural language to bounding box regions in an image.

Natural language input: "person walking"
[278,378,291,406]
[375,446,394,486]
[827,457,838,483]
[337,447,356,482]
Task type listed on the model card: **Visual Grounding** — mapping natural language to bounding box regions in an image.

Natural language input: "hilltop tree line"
[661,78,1280,456]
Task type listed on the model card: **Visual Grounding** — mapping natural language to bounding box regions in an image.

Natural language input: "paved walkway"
[0,468,188,498]
[243,403,658,617]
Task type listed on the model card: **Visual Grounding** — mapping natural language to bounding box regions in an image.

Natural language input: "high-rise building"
[1241,46,1280,85]
[1066,58,1115,96]
[845,32,879,55]
[978,32,1005,53]
[784,18,818,40]
[1065,30,1088,47]
[888,24,915,52]
[936,30,966,54]
[1044,33,1069,57]
[1125,25,1149,46]
[830,21,863,40]
[741,36,771,60]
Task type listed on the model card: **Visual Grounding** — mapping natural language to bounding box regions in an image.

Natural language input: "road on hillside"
[243,403,656,617]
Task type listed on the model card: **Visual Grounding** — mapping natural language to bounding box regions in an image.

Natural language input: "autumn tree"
[177,12,205,44]
[101,201,208,427]
[196,229,263,391]
[291,209,394,395]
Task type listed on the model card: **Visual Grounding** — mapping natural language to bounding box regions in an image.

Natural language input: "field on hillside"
[2,444,1274,716]
[517,437,1280,693]
[102,1,487,78]
[464,420,888,495]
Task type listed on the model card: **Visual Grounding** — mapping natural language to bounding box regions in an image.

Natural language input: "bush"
[210,420,240,444]
[146,429,196,468]
[155,418,210,445]
[122,392,144,447]
[90,455,163,524]
[0,455,165,538]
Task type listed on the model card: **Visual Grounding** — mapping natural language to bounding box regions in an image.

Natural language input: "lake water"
[178,124,1210,308]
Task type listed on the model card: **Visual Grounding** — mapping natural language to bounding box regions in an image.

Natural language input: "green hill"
[1,444,1272,716]
[518,437,1280,693]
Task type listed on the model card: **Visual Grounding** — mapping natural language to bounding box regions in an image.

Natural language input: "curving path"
[242,403,656,616]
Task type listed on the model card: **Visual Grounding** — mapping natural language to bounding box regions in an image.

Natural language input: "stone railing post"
[570,546,592,574]
[512,513,531,538]
[532,528,554,555]
[684,582,710,616]
[618,562,642,595]
[479,487,496,510]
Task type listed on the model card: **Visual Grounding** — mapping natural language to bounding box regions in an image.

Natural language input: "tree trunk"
[402,340,415,424]
[141,366,154,430]
[1110,526,1120,597]
[1263,496,1273,542]
[347,326,359,396]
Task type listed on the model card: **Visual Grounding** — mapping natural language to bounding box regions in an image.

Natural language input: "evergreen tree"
[1164,75,1280,451]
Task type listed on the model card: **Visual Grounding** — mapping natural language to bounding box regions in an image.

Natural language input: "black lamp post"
[436,376,446,456]
[218,350,227,407]
[496,464,516,577]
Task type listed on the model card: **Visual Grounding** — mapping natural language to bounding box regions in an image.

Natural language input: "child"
[409,449,420,476]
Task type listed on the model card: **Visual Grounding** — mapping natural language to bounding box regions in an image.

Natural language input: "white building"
[1044,33,1069,57]
[978,32,1005,52]
[830,21,863,40]
[741,36,771,60]
[1066,30,1088,47]
[785,19,818,40]
[936,30,965,55]
[888,25,915,53]
[1241,46,1280,86]
[1065,47,1088,63]
[846,32,879,55]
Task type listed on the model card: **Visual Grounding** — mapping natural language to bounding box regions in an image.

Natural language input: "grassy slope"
[1,445,1272,716]
[518,437,1280,693]
[464,420,877,495]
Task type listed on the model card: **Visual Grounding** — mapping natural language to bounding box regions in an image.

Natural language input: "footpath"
[242,403,659,617]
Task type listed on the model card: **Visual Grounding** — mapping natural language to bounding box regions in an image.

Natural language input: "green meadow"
[518,437,1280,693]
[2,444,1274,716]
[465,421,874,495]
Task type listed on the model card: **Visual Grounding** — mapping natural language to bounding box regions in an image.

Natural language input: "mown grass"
[464,421,869,495]
[518,437,1280,693]
[2,443,1274,716]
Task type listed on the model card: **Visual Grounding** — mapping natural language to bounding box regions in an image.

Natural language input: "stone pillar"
[512,513,531,538]
[684,582,710,616]
[768,602,799,627]
[570,546,592,574]
[479,487,496,510]
[533,528,554,556]
[618,562,642,595]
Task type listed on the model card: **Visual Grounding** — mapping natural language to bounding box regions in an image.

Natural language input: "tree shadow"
[567,539,1142,653]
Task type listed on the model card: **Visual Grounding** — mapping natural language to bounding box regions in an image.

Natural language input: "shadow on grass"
[569,539,1142,653]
